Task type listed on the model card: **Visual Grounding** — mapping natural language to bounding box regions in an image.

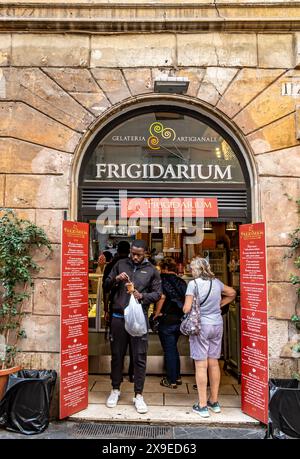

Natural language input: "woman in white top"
[183,257,236,418]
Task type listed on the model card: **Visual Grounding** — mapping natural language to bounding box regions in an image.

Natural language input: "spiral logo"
[147,135,160,150]
[147,122,176,150]
[162,127,176,140]
[150,122,164,136]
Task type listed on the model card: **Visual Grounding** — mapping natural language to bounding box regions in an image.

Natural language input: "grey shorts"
[189,324,223,361]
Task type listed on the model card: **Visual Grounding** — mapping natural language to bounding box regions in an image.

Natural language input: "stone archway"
[70,94,259,223]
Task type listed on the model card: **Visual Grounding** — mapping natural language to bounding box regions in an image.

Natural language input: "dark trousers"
[158,322,181,384]
[128,340,134,380]
[110,317,148,394]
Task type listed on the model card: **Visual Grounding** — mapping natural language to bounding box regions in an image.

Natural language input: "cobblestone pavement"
[0,421,266,439]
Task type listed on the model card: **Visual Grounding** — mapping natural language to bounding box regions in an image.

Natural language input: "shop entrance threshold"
[70,375,259,426]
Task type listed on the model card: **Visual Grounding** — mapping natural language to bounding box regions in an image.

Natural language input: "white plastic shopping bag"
[124,294,147,337]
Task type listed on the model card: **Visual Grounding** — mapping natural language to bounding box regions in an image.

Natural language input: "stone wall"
[0,5,300,394]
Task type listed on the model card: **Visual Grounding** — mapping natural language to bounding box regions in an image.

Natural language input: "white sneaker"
[133,394,148,414]
[106,389,120,408]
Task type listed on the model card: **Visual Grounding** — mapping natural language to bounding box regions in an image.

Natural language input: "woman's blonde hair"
[190,257,215,280]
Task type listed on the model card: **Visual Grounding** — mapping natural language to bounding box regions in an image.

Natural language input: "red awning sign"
[120,197,218,218]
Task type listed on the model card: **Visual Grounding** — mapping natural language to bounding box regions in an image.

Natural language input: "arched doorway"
[74,99,256,380]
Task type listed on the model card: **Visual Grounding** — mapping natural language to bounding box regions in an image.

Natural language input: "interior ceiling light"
[202,221,213,231]
[215,147,222,159]
[103,220,115,229]
[154,76,190,94]
[226,221,237,231]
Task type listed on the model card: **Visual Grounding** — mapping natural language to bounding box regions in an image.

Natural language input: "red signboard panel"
[60,221,89,419]
[239,222,268,424]
[120,197,218,218]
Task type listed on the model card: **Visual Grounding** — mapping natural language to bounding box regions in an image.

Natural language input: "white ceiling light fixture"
[103,220,115,229]
[202,221,213,231]
[226,221,237,232]
[154,76,190,94]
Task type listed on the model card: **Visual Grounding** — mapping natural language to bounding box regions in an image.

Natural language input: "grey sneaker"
[207,400,221,413]
[106,389,120,408]
[192,403,210,418]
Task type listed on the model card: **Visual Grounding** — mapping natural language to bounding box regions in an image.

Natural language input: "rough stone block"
[0,174,4,206]
[247,113,299,154]
[11,34,89,67]
[69,92,110,116]
[91,34,175,67]
[280,334,300,359]
[43,68,100,93]
[0,69,5,98]
[91,69,130,105]
[33,279,60,316]
[15,351,59,372]
[295,33,300,69]
[258,34,294,68]
[217,68,284,118]
[5,175,69,209]
[1,68,94,132]
[0,102,81,153]
[33,244,61,279]
[0,138,72,174]
[268,283,298,320]
[234,78,295,134]
[178,33,257,67]
[19,315,60,352]
[269,357,298,379]
[256,147,300,177]
[35,210,64,244]
[123,68,152,96]
[295,105,300,140]
[2,209,36,223]
[22,295,33,314]
[268,319,288,359]
[260,177,300,245]
[267,247,298,282]
[176,68,205,97]
[43,67,111,116]
[0,34,11,66]
[197,67,238,105]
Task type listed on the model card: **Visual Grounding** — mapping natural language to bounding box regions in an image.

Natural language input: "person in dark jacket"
[104,239,162,414]
[102,240,131,322]
[154,257,187,389]
[102,241,134,382]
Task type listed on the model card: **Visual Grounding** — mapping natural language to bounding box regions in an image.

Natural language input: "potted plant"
[0,208,52,399]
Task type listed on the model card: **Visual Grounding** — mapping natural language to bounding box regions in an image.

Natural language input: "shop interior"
[87,217,241,382]
[78,106,250,399]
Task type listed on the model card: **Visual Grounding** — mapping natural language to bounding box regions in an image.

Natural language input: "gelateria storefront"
[75,104,258,424]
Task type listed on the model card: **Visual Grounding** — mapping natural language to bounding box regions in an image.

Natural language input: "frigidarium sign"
[95,163,234,182]
[83,111,246,184]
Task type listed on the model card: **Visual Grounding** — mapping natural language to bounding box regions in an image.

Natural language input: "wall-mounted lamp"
[154,76,190,94]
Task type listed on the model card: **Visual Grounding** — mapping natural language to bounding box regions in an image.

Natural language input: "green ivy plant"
[286,198,300,376]
[291,314,300,332]
[0,209,52,370]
